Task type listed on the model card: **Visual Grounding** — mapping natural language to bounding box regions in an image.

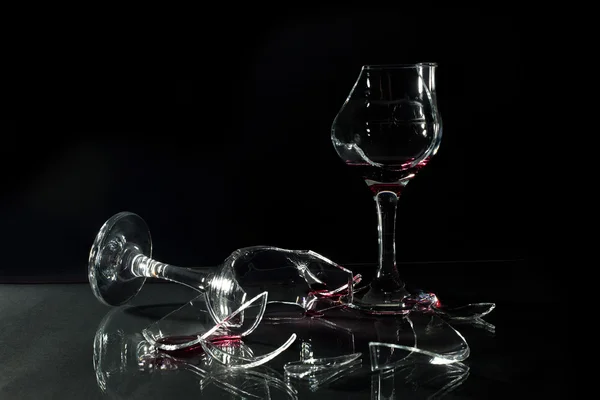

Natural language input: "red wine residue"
[345,159,431,195]
[156,334,242,358]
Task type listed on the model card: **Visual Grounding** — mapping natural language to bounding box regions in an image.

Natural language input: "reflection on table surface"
[94,292,493,399]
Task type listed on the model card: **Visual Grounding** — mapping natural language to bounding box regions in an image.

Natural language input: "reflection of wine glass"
[142,293,297,368]
[88,212,355,325]
[331,63,442,314]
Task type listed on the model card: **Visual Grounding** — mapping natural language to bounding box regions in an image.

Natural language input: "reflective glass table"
[0,258,564,399]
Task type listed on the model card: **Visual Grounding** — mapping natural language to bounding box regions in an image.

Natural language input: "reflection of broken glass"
[146,350,299,399]
[273,311,474,394]
[142,293,296,369]
[371,369,397,400]
[400,362,470,399]
[370,313,470,371]
[369,314,471,400]
[284,354,363,392]
[258,308,365,391]
[201,366,299,399]
[371,362,469,400]
[261,309,361,357]
[93,296,485,398]
[284,352,362,378]
[370,342,467,370]
[94,306,298,399]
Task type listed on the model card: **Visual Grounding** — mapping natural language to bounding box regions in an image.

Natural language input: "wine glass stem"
[130,253,211,292]
[374,191,403,289]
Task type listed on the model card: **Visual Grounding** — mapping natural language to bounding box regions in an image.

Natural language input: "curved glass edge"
[368,341,470,371]
[201,333,297,369]
[433,302,496,320]
[142,291,268,351]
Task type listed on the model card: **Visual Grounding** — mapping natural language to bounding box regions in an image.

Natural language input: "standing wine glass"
[331,63,442,314]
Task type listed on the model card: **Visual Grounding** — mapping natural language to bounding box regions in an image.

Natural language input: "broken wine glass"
[89,211,358,327]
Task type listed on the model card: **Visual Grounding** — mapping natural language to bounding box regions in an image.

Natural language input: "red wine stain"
[156,334,242,358]
[345,158,431,195]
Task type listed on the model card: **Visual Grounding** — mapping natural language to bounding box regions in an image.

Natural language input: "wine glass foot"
[88,211,152,306]
[349,285,437,315]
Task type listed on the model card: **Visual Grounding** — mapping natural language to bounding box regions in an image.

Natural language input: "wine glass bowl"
[332,63,441,194]
[331,63,442,314]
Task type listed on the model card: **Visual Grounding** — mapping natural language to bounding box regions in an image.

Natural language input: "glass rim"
[362,63,438,70]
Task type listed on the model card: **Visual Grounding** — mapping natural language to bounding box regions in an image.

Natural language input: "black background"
[2,8,569,397]
[2,7,532,282]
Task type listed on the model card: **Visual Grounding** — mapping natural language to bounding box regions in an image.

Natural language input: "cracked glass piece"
[410,313,470,362]
[432,302,496,320]
[262,274,362,321]
[222,247,357,304]
[369,313,469,371]
[431,301,496,335]
[142,292,268,351]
